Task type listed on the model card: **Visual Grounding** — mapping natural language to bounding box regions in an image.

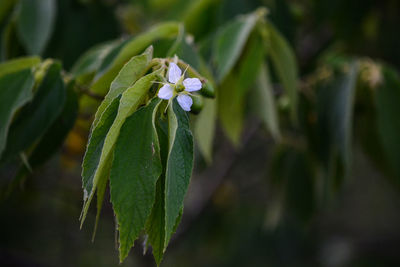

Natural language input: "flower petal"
[183,78,202,92]
[168,62,182,84]
[177,94,193,111]
[158,84,173,100]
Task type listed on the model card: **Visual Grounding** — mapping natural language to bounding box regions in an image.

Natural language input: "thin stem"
[75,84,104,101]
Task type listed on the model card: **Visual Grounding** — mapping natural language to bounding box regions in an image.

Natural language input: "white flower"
[157,62,202,111]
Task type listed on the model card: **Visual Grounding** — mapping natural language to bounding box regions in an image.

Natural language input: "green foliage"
[1,2,400,266]
[213,9,260,82]
[16,0,55,55]
[254,63,280,140]
[264,21,299,123]
[164,100,194,248]
[0,69,34,157]
[375,66,400,182]
[2,63,65,162]
[110,99,162,262]
[0,56,40,77]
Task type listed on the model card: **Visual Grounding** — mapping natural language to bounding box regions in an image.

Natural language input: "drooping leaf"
[2,63,65,162]
[270,145,315,222]
[213,10,260,82]
[218,34,264,146]
[218,74,242,145]
[11,81,78,189]
[264,21,299,122]
[164,100,194,248]
[16,0,56,55]
[90,22,179,95]
[195,98,216,163]
[316,62,358,191]
[253,63,280,140]
[81,96,120,212]
[0,56,41,78]
[0,0,16,26]
[0,69,34,157]
[110,98,162,262]
[92,46,153,127]
[81,70,163,224]
[146,176,166,266]
[145,115,168,266]
[375,66,400,182]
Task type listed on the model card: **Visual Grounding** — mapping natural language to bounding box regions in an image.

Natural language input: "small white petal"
[183,78,202,92]
[177,94,193,111]
[158,84,173,100]
[168,62,182,84]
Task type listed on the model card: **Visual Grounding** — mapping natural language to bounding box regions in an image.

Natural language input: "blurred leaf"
[90,22,179,95]
[264,21,298,122]
[316,62,358,190]
[254,63,281,140]
[0,69,34,157]
[110,99,162,262]
[0,0,16,25]
[92,46,153,127]
[375,66,400,182]
[93,39,129,82]
[70,40,121,78]
[12,81,78,188]
[213,10,259,82]
[218,34,264,145]
[270,145,315,222]
[195,98,216,163]
[218,73,242,145]
[0,56,41,78]
[16,0,56,55]
[2,63,65,162]
[81,70,163,225]
[164,100,193,248]
[183,0,221,38]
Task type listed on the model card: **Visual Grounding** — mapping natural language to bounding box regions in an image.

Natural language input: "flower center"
[175,83,185,93]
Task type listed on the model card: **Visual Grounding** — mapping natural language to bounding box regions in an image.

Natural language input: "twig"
[75,84,104,101]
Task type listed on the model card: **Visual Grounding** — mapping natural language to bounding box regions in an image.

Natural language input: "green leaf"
[0,56,41,78]
[195,98,216,163]
[218,34,264,146]
[0,69,34,157]
[316,62,358,192]
[254,63,281,140]
[70,40,121,78]
[213,10,259,82]
[110,98,162,262]
[270,145,315,222]
[81,70,163,225]
[16,0,56,55]
[146,176,166,266]
[81,96,120,211]
[90,22,179,95]
[10,81,78,191]
[164,100,194,249]
[2,63,65,162]
[218,73,242,145]
[145,115,168,266]
[375,66,400,182]
[0,0,16,25]
[92,46,153,128]
[265,21,299,123]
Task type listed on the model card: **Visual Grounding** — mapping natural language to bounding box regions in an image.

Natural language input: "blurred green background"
[1,0,400,266]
